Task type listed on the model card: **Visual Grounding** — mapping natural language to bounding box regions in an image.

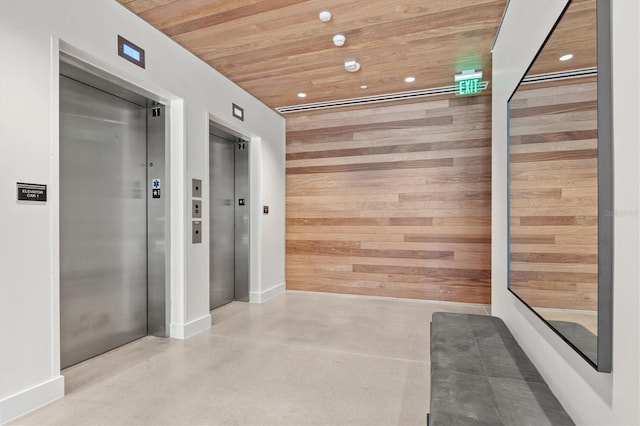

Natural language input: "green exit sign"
[456,78,482,96]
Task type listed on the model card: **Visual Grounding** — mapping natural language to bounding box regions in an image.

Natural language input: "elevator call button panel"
[192,178,202,243]
[192,179,202,198]
[192,200,201,218]
[192,221,202,244]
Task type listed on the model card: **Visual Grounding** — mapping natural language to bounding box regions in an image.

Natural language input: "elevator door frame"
[58,56,170,368]
[208,123,251,310]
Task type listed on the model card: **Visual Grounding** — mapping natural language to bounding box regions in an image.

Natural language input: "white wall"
[492,0,640,425]
[0,0,285,422]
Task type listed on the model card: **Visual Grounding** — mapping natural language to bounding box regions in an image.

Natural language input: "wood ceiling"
[117,0,507,109]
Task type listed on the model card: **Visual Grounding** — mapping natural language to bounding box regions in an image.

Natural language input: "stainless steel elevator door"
[209,134,236,309]
[60,75,147,369]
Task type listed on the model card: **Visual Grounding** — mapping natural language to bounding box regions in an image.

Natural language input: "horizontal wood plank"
[286,96,491,302]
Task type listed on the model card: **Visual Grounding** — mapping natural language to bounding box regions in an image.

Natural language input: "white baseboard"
[0,375,64,424]
[250,282,285,303]
[170,314,211,339]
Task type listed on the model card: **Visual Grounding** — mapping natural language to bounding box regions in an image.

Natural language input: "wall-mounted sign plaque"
[17,182,47,202]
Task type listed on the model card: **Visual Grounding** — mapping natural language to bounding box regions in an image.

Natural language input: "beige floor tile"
[11,291,488,426]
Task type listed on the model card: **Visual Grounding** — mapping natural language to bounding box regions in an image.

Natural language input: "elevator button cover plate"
[192,179,202,198]
[192,200,201,218]
[192,221,202,244]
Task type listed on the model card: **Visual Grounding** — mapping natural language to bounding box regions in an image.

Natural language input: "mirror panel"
[508,0,612,371]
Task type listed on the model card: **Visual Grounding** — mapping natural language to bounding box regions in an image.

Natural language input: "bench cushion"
[429,312,574,426]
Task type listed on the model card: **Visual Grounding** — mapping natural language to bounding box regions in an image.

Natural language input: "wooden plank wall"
[285,96,492,303]
[509,79,598,311]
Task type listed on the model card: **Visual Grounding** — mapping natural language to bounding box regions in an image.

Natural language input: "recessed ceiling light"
[319,10,332,22]
[297,92,307,98]
[360,85,368,89]
[404,76,416,83]
[559,54,574,61]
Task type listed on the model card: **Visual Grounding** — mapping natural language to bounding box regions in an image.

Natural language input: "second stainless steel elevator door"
[209,132,249,310]
[210,134,235,309]
[60,75,147,369]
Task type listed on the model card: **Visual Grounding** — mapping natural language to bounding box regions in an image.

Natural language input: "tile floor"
[11,291,489,426]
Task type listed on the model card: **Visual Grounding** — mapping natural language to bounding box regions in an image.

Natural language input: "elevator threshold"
[210,299,244,312]
[62,335,156,371]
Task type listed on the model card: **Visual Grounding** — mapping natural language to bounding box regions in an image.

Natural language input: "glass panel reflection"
[508,0,599,366]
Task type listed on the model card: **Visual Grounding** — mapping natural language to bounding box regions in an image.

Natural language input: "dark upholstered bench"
[428,312,574,426]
